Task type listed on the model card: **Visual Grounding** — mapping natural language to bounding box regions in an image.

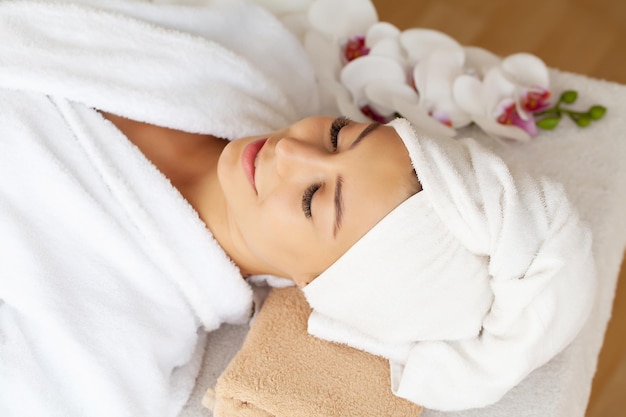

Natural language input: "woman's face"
[217,116,417,286]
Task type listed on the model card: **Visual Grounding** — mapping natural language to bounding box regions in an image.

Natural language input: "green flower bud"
[560,90,578,104]
[536,116,560,130]
[589,105,606,120]
[576,116,591,127]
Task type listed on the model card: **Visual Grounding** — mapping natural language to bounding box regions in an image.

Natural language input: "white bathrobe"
[0,1,318,416]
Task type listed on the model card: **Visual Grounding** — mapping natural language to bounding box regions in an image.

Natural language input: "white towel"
[0,1,319,416]
[304,117,596,411]
[418,71,626,417]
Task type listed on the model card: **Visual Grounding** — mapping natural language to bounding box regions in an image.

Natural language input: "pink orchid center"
[344,35,370,62]
[497,102,537,137]
[360,104,393,124]
[522,88,551,112]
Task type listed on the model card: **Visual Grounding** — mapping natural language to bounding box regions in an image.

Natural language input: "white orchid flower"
[412,47,472,129]
[339,54,407,122]
[365,22,404,63]
[304,2,552,143]
[332,26,472,131]
[395,29,470,134]
[399,28,461,65]
[501,53,551,114]
[453,53,551,142]
[306,1,411,122]
[463,46,501,77]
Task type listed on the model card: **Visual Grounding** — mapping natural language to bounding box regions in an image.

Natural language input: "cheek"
[240,199,304,260]
[249,205,336,279]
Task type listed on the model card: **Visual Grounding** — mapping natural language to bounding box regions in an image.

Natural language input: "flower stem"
[535,89,606,131]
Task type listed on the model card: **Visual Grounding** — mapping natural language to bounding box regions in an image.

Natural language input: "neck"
[175,138,263,278]
[174,140,255,276]
[99,111,255,276]
[197,170,285,279]
[197,178,268,278]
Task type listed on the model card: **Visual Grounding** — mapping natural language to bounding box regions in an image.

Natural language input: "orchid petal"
[494,97,516,118]
[368,38,405,63]
[340,55,406,101]
[334,85,370,122]
[463,46,501,77]
[414,48,464,103]
[472,115,532,142]
[399,28,462,64]
[482,67,517,118]
[501,53,549,88]
[364,81,418,110]
[412,48,471,128]
[280,12,311,41]
[249,0,312,14]
[364,102,396,121]
[510,110,537,136]
[304,30,342,80]
[514,99,532,121]
[497,101,537,135]
[433,99,472,128]
[392,96,457,138]
[453,74,484,116]
[366,22,401,47]
[308,0,378,38]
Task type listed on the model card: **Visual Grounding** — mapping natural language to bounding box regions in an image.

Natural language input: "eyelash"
[329,116,350,151]
[302,183,322,219]
[301,116,350,219]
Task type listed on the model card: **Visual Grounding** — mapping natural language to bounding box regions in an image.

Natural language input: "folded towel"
[209,287,423,417]
[0,1,319,416]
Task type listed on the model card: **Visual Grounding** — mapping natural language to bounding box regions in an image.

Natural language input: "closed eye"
[329,116,350,151]
[302,183,322,219]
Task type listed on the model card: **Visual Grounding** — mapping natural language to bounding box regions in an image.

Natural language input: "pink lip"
[241,138,267,193]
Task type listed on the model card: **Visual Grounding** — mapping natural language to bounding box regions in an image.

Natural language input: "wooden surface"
[371,0,626,415]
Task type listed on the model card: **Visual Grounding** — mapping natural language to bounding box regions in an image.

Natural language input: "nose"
[274,137,332,183]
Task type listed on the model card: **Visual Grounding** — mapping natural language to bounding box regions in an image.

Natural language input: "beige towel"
[206,287,423,417]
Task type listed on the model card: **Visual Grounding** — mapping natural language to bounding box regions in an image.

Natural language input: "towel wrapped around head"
[303,118,596,411]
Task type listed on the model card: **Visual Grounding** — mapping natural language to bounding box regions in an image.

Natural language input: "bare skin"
[100,112,419,286]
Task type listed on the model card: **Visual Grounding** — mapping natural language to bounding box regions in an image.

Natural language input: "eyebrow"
[333,176,344,238]
[333,121,381,237]
[349,122,381,149]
